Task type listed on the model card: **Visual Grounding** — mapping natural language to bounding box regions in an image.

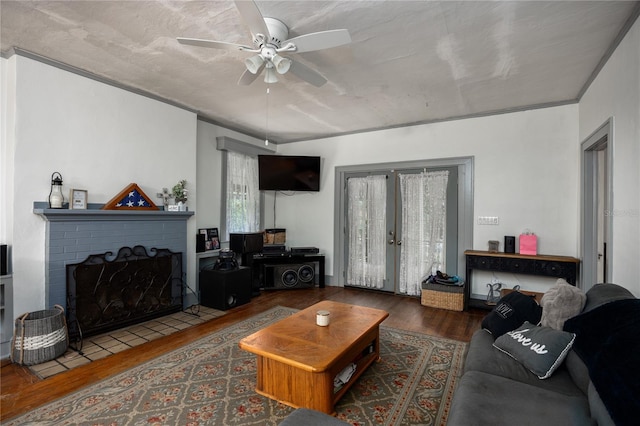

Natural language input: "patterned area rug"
[6,306,467,425]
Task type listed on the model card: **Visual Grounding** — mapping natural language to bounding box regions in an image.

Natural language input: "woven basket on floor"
[11,304,69,365]
[421,282,465,311]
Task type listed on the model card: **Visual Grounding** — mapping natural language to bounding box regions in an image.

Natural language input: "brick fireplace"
[34,202,194,332]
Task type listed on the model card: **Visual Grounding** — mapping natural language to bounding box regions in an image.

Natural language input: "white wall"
[579,18,640,296]
[195,120,267,238]
[1,57,16,258]
[277,105,580,297]
[3,55,198,318]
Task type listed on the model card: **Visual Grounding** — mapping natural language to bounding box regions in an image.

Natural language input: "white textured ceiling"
[2,1,639,143]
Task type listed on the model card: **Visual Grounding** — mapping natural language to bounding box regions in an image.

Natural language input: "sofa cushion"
[464,329,584,396]
[564,350,590,395]
[447,371,592,426]
[481,291,542,338]
[588,382,616,426]
[493,322,575,379]
[582,282,634,312]
[540,279,586,330]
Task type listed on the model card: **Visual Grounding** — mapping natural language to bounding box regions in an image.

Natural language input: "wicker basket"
[11,304,69,365]
[421,282,465,311]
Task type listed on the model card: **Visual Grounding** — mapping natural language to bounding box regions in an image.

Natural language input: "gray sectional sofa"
[448,283,639,426]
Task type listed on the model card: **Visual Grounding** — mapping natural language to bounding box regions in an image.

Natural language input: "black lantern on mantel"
[49,172,64,209]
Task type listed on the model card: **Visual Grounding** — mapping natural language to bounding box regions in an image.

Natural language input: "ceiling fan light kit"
[272,55,291,74]
[245,55,264,74]
[263,65,279,84]
[177,0,351,87]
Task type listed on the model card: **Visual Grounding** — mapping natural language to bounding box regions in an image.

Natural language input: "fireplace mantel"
[34,202,194,222]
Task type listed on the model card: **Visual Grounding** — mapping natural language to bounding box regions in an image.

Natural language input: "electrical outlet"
[478,216,499,225]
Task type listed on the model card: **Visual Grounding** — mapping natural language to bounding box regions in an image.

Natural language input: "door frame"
[581,118,614,292]
[333,157,474,287]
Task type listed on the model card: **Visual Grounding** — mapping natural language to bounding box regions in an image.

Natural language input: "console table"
[464,250,579,310]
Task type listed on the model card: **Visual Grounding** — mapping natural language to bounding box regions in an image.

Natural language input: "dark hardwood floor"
[1,286,486,421]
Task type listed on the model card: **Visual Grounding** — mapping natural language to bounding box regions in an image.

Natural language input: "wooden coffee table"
[238,301,389,414]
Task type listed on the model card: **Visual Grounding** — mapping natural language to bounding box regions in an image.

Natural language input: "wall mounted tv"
[258,155,321,192]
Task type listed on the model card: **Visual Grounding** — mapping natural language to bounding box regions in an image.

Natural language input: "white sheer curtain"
[347,175,387,288]
[399,170,449,296]
[226,151,260,239]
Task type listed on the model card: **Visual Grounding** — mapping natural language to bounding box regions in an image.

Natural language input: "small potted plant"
[172,179,188,211]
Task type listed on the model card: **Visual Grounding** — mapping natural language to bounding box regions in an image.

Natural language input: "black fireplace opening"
[66,246,183,342]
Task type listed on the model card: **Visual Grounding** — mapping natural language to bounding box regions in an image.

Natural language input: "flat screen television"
[258,155,321,192]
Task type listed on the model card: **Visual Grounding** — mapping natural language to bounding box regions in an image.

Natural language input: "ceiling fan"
[177,1,351,87]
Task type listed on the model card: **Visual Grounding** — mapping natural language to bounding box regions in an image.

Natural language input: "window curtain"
[225,151,260,240]
[398,170,449,296]
[347,175,386,288]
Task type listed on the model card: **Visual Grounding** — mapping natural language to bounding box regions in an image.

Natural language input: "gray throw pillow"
[493,321,576,379]
[540,279,586,330]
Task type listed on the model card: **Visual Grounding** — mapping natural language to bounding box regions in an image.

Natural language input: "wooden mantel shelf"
[33,202,194,222]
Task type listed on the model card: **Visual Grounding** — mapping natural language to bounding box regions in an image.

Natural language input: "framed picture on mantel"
[70,189,88,210]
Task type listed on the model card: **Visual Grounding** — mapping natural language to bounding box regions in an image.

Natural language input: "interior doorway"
[581,118,613,292]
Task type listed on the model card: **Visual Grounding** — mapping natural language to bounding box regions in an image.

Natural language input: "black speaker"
[229,232,264,254]
[505,236,516,253]
[196,234,206,253]
[199,267,252,310]
[267,263,316,289]
[213,249,239,271]
[1,244,7,275]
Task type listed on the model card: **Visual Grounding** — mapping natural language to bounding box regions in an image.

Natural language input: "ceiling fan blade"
[177,37,254,52]
[288,60,327,87]
[234,0,270,39]
[238,68,262,86]
[284,29,351,53]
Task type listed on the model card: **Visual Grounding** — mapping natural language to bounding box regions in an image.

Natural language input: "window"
[225,151,260,240]
[216,136,273,241]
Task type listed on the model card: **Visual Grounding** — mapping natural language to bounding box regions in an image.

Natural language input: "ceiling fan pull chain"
[265,87,270,146]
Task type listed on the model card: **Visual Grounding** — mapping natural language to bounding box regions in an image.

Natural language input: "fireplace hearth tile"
[28,306,226,379]
[109,343,130,353]
[116,332,142,343]
[145,332,164,341]
[30,362,67,378]
[60,356,90,369]
[173,323,192,330]
[110,329,134,339]
[85,350,111,361]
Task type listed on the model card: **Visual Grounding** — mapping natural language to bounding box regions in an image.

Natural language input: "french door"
[344,167,458,295]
